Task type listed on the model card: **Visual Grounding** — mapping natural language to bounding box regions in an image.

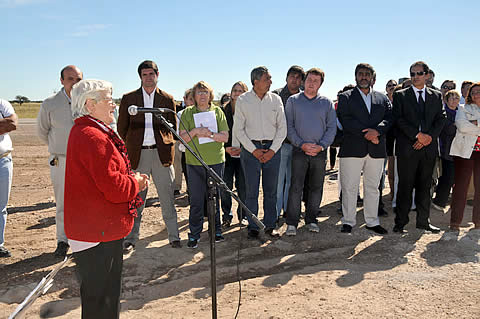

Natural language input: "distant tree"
[15,95,30,105]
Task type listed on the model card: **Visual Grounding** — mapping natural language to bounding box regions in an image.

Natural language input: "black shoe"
[222,219,232,229]
[341,224,352,233]
[170,240,182,248]
[265,228,280,238]
[174,190,181,197]
[54,241,69,257]
[123,242,135,254]
[187,238,198,249]
[378,207,388,217]
[247,229,259,239]
[0,246,11,258]
[366,225,388,235]
[393,225,404,233]
[416,224,440,233]
[215,234,225,242]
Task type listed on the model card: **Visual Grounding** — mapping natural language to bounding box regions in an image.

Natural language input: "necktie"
[418,90,426,129]
[418,90,425,113]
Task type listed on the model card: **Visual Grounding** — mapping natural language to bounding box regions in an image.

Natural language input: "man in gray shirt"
[284,68,337,235]
[37,65,83,257]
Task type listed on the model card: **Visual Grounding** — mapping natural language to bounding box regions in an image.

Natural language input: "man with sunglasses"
[392,61,446,233]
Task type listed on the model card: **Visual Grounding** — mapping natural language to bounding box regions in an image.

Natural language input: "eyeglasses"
[196,91,209,96]
[410,71,425,77]
[441,85,455,90]
[386,84,396,88]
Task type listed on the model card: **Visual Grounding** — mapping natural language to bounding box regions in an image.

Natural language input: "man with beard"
[337,63,392,234]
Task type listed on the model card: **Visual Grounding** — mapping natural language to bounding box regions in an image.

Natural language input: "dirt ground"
[1,119,479,319]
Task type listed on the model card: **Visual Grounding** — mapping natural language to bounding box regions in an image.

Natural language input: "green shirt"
[180,104,229,166]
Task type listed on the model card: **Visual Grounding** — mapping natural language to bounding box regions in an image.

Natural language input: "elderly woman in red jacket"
[65,79,149,319]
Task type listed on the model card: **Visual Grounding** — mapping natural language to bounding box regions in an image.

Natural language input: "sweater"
[64,116,139,242]
[37,89,74,155]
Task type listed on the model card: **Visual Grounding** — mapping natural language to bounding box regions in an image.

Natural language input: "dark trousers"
[329,147,337,168]
[451,153,480,227]
[433,158,455,207]
[220,156,246,222]
[186,163,223,240]
[181,153,189,198]
[73,239,123,319]
[395,152,436,228]
[240,142,280,230]
[286,148,326,227]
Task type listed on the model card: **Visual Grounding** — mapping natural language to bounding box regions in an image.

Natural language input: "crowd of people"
[0,59,479,318]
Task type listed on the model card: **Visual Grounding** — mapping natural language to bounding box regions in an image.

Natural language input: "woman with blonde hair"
[180,81,229,248]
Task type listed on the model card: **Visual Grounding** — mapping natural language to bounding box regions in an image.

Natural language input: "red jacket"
[65,117,139,242]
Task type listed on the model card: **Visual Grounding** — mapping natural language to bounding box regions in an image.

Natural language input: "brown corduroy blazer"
[118,87,177,169]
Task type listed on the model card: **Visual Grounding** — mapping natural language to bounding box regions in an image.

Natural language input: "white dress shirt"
[142,87,156,146]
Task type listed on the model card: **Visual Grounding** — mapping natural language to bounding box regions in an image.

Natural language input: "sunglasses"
[387,84,396,88]
[441,85,455,90]
[410,71,426,77]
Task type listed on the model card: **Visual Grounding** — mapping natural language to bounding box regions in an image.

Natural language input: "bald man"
[37,65,83,257]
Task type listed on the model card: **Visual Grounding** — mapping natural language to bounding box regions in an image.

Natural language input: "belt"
[142,145,157,149]
[0,151,11,159]
[251,140,272,145]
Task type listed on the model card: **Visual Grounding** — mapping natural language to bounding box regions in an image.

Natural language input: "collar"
[142,87,156,98]
[62,88,71,104]
[411,85,425,94]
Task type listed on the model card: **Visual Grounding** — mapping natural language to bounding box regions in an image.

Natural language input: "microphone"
[128,105,174,116]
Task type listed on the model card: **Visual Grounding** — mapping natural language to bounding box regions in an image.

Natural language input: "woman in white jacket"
[449,82,480,230]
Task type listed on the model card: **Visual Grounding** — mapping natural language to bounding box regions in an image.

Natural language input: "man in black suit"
[337,63,392,234]
[392,61,446,233]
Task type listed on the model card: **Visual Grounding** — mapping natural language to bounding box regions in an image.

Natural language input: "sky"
[1,0,479,102]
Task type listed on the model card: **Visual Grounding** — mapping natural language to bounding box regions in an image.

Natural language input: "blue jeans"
[220,156,246,222]
[187,163,224,240]
[0,155,13,246]
[276,143,292,217]
[240,142,281,230]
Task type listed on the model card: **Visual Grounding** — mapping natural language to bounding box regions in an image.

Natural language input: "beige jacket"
[450,103,480,159]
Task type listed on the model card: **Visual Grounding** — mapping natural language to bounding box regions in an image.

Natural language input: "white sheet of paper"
[193,111,218,144]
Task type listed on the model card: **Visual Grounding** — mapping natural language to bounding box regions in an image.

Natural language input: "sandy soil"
[0,119,479,319]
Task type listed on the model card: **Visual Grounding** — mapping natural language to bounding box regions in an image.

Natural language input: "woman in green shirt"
[180,81,229,248]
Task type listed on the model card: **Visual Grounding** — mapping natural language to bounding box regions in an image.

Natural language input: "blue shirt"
[285,92,337,149]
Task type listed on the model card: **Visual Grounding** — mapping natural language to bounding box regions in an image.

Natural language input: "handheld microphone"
[128,105,174,116]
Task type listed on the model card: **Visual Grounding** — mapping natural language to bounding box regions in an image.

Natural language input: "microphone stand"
[154,112,264,319]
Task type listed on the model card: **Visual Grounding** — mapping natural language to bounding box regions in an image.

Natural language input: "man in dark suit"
[118,60,181,251]
[392,61,446,233]
[337,63,392,234]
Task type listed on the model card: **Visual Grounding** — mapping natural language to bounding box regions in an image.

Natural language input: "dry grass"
[12,102,41,118]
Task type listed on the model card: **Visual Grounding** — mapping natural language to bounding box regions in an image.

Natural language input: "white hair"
[71,79,112,119]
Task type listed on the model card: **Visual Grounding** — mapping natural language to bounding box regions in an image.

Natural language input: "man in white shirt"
[0,99,17,257]
[37,65,83,257]
[233,66,287,239]
[118,60,180,251]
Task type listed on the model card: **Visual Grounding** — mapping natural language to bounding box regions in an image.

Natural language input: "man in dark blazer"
[392,61,446,233]
[337,63,392,234]
[118,60,181,251]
